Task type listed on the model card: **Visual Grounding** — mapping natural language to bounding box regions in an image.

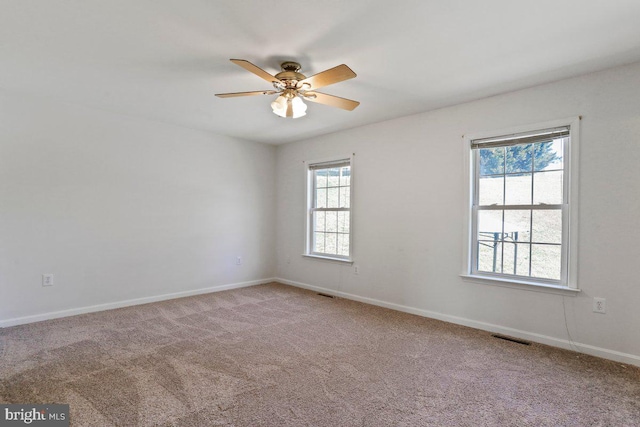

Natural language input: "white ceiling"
[2,1,640,145]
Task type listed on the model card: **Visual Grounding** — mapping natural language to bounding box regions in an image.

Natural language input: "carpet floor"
[1,282,639,426]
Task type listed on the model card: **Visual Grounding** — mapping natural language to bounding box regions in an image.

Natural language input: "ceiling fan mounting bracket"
[280,61,301,72]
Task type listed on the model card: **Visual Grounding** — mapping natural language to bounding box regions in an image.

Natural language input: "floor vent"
[317,293,335,299]
[492,334,531,346]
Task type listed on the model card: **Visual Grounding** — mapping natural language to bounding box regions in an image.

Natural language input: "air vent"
[492,334,531,346]
[317,293,335,299]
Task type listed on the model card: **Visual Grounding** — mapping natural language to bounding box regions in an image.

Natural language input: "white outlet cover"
[593,297,606,314]
[42,274,54,287]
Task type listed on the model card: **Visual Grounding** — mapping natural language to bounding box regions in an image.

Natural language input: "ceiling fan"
[215,59,360,119]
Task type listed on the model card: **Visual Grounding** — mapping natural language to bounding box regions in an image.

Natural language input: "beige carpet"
[1,282,639,426]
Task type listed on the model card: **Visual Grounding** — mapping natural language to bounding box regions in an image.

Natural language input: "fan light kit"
[216,59,359,119]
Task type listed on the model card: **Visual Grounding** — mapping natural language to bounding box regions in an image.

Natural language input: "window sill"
[302,254,354,264]
[460,274,580,295]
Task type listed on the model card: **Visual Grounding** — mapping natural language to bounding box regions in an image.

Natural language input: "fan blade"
[230,59,282,84]
[298,64,356,91]
[215,90,277,98]
[304,92,360,111]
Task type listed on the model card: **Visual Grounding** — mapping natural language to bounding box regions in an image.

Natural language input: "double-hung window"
[468,121,578,288]
[306,158,352,261]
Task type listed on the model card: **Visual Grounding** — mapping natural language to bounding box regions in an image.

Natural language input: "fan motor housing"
[275,62,306,85]
[275,70,306,81]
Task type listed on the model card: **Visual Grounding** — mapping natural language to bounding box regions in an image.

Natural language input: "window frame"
[304,155,354,263]
[462,118,580,291]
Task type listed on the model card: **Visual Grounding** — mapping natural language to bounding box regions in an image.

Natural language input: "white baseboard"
[0,278,276,328]
[276,277,640,368]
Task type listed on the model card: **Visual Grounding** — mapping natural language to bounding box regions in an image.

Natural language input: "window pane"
[337,233,349,256]
[315,170,328,188]
[531,210,562,244]
[509,243,531,277]
[533,171,563,205]
[313,232,325,253]
[325,233,337,254]
[503,242,516,275]
[340,166,351,186]
[316,188,327,208]
[313,211,326,232]
[478,241,502,273]
[337,211,350,233]
[340,187,350,208]
[505,144,533,173]
[308,162,351,259]
[478,176,504,206]
[503,242,530,276]
[531,244,561,280]
[478,210,503,241]
[534,139,563,171]
[327,187,339,208]
[504,210,530,242]
[471,130,569,285]
[327,168,339,187]
[325,211,337,232]
[479,147,504,176]
[505,173,532,205]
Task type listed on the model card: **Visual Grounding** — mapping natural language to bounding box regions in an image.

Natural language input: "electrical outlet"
[593,297,606,314]
[236,256,242,265]
[42,274,54,287]
[354,265,359,275]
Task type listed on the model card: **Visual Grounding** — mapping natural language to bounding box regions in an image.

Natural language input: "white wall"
[3,61,639,366]
[276,61,640,365]
[0,91,277,324]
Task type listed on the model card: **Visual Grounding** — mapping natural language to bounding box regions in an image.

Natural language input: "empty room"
[1,1,640,426]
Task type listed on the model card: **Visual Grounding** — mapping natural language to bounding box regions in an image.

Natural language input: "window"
[467,121,578,288]
[306,158,352,261]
